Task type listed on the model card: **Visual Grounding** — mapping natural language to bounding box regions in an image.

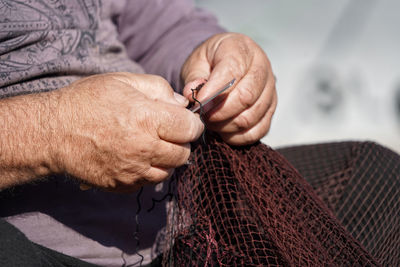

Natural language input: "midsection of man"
[0,0,224,265]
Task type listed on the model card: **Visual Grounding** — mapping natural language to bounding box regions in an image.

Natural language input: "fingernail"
[79,183,92,191]
[174,92,188,106]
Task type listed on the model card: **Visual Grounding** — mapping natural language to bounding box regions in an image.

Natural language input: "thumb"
[181,55,211,101]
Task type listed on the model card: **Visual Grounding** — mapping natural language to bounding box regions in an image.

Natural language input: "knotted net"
[159,133,399,266]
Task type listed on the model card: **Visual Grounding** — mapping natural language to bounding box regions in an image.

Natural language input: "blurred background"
[195,0,400,153]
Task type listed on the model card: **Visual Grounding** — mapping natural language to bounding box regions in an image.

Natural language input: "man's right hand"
[52,73,203,192]
[0,72,203,192]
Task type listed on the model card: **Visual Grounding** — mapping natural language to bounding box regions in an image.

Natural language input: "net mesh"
[160,133,399,266]
[278,142,400,266]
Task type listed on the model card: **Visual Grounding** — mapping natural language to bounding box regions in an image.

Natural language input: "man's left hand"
[181,33,277,145]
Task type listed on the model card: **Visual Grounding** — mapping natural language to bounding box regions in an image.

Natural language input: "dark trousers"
[0,218,98,267]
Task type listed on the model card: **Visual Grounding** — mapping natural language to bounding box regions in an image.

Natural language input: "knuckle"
[151,140,172,164]
[170,153,189,169]
[144,177,160,185]
[141,166,162,184]
[152,75,170,88]
[152,169,173,184]
[238,85,255,109]
[183,113,203,141]
[118,172,142,187]
[149,175,167,184]
[165,144,182,164]
[154,76,174,97]
[227,57,247,78]
[177,144,191,165]
[98,173,118,189]
[252,67,267,87]
[191,116,205,140]
[238,39,251,57]
[233,113,252,131]
[111,72,138,87]
[242,120,270,145]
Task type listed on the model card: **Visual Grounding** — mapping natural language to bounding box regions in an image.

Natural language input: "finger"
[206,61,271,123]
[220,96,277,146]
[154,104,204,143]
[112,167,175,193]
[182,78,208,102]
[140,166,175,184]
[182,56,240,103]
[150,141,191,168]
[208,79,276,133]
[112,73,189,107]
[181,50,212,86]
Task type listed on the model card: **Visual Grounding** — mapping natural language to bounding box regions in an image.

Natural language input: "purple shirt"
[0,0,224,265]
[0,0,224,96]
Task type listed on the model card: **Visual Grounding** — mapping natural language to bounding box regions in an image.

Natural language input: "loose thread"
[147,178,174,212]
[126,187,144,267]
[168,191,176,267]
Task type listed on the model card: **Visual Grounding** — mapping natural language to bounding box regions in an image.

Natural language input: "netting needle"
[190,78,236,113]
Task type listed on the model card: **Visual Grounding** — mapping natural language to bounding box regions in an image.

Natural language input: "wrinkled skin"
[53,73,203,192]
[181,33,277,145]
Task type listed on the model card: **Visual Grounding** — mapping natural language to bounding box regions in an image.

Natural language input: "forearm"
[0,92,60,189]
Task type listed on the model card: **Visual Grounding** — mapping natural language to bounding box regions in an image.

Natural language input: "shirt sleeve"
[116,0,226,92]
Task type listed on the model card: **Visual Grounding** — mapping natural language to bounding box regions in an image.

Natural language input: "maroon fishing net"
[278,141,400,266]
[159,133,399,266]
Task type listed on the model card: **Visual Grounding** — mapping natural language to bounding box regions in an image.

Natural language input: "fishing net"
[158,133,399,266]
[278,142,400,266]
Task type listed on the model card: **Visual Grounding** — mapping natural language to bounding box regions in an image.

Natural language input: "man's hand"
[54,73,203,192]
[0,73,203,192]
[181,33,277,145]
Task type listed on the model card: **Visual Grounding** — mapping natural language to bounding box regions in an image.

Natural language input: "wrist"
[39,89,65,175]
[44,87,77,176]
[18,90,62,177]
[0,90,64,188]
